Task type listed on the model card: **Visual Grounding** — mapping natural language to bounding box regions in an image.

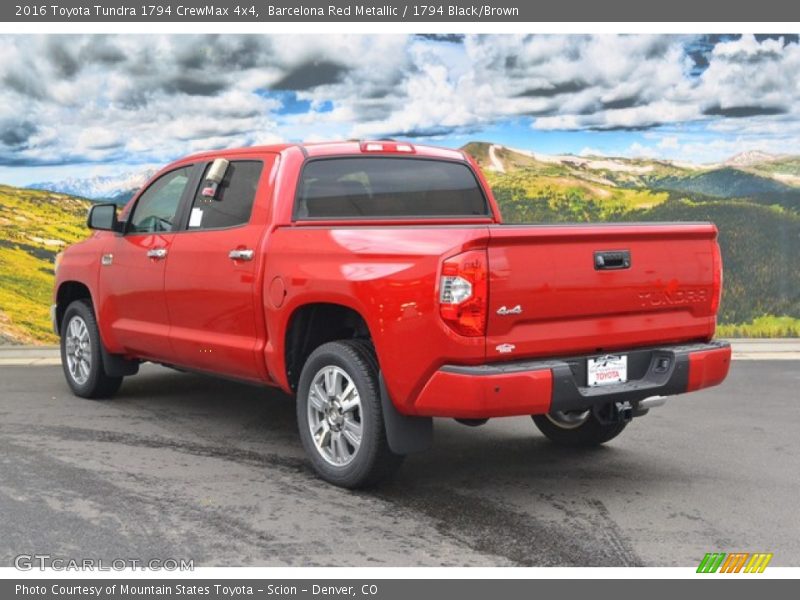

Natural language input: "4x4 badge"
[496,304,522,315]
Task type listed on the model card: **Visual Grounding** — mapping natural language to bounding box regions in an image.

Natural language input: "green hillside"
[0,186,91,344]
[465,142,800,337]
[748,157,800,177]
[651,168,794,198]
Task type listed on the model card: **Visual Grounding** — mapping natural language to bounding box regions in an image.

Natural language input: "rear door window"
[187,160,263,230]
[295,158,489,219]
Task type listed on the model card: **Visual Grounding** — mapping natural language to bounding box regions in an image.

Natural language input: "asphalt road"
[0,361,798,567]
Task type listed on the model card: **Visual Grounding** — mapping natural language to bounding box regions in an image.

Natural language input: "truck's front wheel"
[60,300,123,399]
[296,340,403,488]
[532,409,627,447]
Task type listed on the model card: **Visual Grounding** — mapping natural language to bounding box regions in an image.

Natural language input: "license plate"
[587,355,628,386]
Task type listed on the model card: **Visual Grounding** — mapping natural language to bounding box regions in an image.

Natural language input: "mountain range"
[465,142,800,200]
[29,169,156,204]
[25,146,800,204]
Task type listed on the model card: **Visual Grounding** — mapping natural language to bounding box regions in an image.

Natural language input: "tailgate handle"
[594,250,631,270]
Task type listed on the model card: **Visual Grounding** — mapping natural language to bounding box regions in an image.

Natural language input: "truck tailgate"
[486,223,720,359]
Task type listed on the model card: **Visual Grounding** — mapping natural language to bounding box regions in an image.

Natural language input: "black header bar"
[3,0,800,22]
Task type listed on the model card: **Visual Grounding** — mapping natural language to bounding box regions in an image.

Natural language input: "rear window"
[295,158,489,219]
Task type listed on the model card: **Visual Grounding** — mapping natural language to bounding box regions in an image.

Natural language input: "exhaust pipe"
[639,396,667,409]
[632,395,668,417]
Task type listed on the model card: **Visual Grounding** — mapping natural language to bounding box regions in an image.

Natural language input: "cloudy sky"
[1,33,799,185]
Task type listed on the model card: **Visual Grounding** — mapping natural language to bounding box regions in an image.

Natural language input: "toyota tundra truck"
[53,140,731,488]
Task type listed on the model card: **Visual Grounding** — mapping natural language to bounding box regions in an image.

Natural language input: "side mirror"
[87,203,121,232]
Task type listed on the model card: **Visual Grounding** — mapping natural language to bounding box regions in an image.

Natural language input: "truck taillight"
[439,250,488,337]
[711,241,723,315]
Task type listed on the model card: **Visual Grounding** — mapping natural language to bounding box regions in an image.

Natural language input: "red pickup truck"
[53,140,731,487]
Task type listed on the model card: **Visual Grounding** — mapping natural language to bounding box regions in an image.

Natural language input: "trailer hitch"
[593,400,634,425]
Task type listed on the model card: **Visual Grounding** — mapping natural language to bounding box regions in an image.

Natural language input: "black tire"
[60,300,123,399]
[296,340,403,488]
[532,410,627,447]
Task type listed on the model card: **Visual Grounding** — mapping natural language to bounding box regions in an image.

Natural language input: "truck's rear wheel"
[296,340,403,488]
[60,300,123,399]
[532,409,627,447]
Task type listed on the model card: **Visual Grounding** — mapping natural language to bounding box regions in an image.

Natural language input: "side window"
[128,167,191,234]
[187,160,263,230]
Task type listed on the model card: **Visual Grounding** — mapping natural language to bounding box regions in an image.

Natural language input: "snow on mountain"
[723,151,780,167]
[29,169,155,202]
[474,143,794,175]
[488,144,655,174]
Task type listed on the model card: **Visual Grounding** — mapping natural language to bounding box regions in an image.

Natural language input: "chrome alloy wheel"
[307,365,363,466]
[545,409,591,430]
[64,315,92,385]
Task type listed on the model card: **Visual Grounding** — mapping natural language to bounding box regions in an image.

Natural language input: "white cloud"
[625,142,659,158]
[579,147,606,157]
[0,35,415,166]
[76,127,122,151]
[2,33,800,172]
[658,136,680,149]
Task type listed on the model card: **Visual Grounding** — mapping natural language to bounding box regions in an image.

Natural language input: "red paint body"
[54,141,730,417]
[687,346,732,392]
[414,368,553,418]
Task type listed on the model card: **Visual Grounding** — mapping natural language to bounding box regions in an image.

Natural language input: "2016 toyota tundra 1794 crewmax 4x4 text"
[53,141,731,488]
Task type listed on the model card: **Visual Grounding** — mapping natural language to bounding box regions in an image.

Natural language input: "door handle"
[594,250,630,270]
[147,248,167,260]
[228,248,254,261]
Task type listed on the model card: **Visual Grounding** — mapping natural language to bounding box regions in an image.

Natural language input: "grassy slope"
[0,186,91,344]
[652,168,795,198]
[470,142,800,199]
[749,157,800,177]
[716,315,800,338]
[464,143,800,335]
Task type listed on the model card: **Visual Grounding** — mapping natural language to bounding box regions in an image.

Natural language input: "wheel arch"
[55,280,94,335]
[283,302,372,392]
[284,303,433,456]
[56,280,138,378]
